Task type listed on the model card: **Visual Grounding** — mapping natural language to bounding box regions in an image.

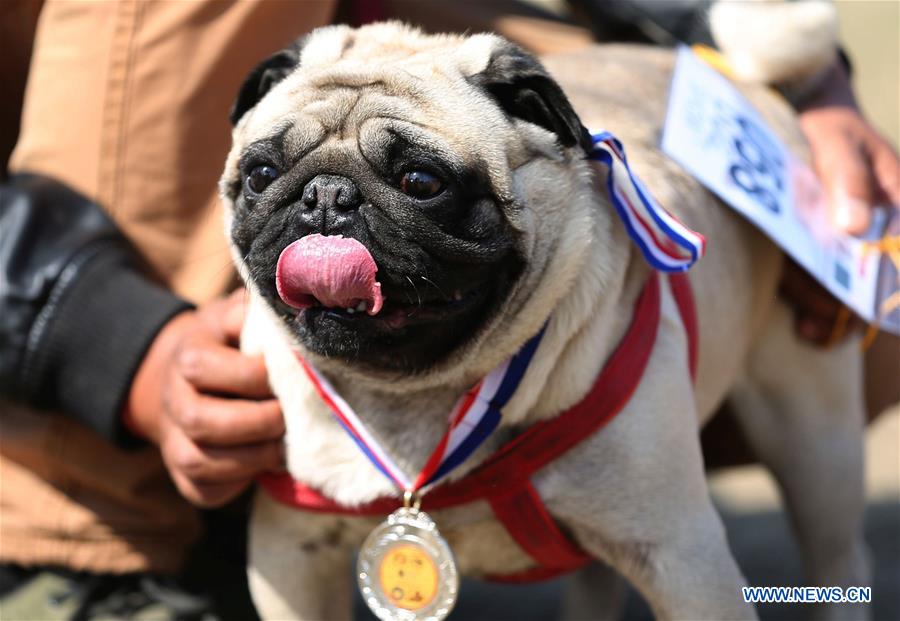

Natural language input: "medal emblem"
[358,505,458,621]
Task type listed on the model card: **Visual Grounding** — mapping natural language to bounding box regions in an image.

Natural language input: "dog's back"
[545,45,797,422]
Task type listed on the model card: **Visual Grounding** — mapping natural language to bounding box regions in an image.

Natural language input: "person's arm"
[798,60,899,235]
[0,173,191,443]
[0,173,286,506]
[1,0,333,511]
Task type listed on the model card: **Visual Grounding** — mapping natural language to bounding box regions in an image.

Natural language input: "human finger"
[222,289,250,342]
[178,340,273,399]
[867,133,900,208]
[169,471,251,508]
[817,131,876,235]
[172,390,284,445]
[167,433,285,483]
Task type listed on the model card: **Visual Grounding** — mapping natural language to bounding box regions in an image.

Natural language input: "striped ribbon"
[296,327,545,493]
[589,131,706,272]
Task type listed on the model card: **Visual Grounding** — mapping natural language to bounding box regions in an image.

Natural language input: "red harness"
[259,272,697,582]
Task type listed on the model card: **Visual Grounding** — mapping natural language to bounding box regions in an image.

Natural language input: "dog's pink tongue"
[276,234,384,315]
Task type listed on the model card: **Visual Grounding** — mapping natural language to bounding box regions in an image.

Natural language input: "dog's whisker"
[405,275,423,313]
[419,276,449,300]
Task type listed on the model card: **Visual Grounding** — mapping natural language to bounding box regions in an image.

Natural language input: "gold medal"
[358,496,458,621]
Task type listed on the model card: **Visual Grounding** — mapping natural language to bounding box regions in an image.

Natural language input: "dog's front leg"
[571,498,755,621]
[248,491,359,621]
[547,371,756,620]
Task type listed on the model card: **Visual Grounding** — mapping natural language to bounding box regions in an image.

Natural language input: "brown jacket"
[1,0,336,573]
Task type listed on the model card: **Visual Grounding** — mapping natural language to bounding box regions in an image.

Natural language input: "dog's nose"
[302,174,361,211]
[299,174,363,235]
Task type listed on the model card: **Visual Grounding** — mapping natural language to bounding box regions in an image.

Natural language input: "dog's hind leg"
[247,491,359,621]
[730,302,871,621]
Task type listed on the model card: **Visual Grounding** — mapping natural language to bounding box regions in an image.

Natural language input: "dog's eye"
[245,165,279,195]
[400,170,443,199]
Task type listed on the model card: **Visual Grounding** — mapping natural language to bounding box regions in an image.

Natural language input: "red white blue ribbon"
[296,328,545,493]
[590,131,706,272]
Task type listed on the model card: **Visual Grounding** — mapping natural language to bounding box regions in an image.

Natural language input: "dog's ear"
[469,41,592,154]
[230,37,307,125]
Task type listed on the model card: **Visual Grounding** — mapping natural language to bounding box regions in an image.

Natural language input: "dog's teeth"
[453,290,463,301]
[346,307,355,314]
[356,301,367,312]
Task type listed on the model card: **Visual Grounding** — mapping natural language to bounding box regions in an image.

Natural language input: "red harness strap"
[258,272,698,581]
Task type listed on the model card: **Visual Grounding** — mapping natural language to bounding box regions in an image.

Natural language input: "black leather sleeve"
[0,173,192,444]
[568,0,715,47]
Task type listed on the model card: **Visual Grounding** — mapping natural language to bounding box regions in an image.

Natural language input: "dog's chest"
[258,322,501,506]
[434,503,539,576]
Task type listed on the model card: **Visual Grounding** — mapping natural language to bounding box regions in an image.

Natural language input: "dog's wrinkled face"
[221,23,590,373]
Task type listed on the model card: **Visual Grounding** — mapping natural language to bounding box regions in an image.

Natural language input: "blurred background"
[836,1,899,145]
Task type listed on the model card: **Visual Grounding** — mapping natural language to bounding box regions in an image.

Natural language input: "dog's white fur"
[224,5,869,620]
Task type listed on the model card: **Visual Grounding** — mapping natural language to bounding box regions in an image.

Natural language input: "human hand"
[799,61,899,235]
[125,289,285,507]
[784,61,899,343]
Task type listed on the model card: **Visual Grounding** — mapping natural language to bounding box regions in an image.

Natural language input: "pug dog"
[221,10,868,621]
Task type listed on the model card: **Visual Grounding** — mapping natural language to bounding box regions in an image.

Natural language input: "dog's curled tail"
[709,0,838,85]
